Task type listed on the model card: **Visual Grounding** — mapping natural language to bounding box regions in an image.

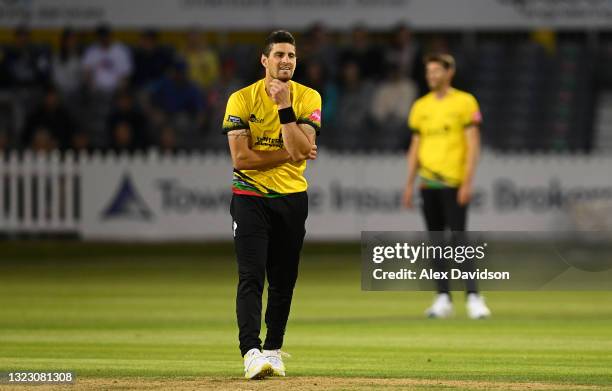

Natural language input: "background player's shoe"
[425,293,454,318]
[466,293,491,319]
[263,349,290,376]
[243,348,273,379]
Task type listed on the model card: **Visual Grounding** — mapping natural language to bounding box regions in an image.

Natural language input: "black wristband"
[278,106,297,124]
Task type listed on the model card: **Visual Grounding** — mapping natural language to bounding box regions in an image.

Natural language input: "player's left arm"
[298,123,317,159]
[458,97,482,206]
[280,122,316,162]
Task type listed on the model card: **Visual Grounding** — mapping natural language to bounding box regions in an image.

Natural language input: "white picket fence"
[1,150,80,234]
[3,149,612,238]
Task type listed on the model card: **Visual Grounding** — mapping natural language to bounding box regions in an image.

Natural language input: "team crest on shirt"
[249,114,264,123]
[308,109,321,122]
[227,115,242,124]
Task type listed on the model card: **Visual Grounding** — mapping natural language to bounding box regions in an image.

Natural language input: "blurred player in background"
[222,30,322,379]
[402,53,491,319]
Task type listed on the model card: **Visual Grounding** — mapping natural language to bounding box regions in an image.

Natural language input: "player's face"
[426,62,452,91]
[263,43,296,82]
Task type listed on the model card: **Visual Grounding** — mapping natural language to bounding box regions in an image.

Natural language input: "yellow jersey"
[408,88,481,187]
[223,79,322,197]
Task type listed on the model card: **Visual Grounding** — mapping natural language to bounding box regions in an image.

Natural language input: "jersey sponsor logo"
[424,125,451,136]
[101,173,153,221]
[308,109,321,122]
[227,115,242,124]
[249,113,264,123]
[254,135,283,148]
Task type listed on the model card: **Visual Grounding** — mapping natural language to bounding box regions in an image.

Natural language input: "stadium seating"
[0,30,607,153]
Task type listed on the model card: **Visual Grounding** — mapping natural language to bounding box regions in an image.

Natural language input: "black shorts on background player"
[420,187,466,232]
[420,187,477,294]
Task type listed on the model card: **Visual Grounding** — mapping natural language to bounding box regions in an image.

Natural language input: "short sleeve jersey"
[408,88,481,187]
[223,79,322,196]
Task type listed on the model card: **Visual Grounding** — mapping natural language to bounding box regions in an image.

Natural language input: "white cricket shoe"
[243,348,273,379]
[263,349,290,377]
[425,293,454,318]
[466,293,492,319]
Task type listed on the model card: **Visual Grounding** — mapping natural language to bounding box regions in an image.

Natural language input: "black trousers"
[230,192,307,356]
[420,187,478,295]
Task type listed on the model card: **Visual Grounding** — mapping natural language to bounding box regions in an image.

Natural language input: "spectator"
[2,25,51,88]
[149,60,205,117]
[371,63,417,128]
[335,61,374,139]
[71,132,90,152]
[107,89,149,151]
[0,130,8,152]
[205,58,242,133]
[295,23,338,81]
[21,85,76,151]
[220,42,260,83]
[52,27,84,101]
[341,25,384,80]
[0,47,8,88]
[182,29,220,89]
[371,63,418,149]
[158,125,178,153]
[82,24,132,93]
[301,61,338,126]
[530,29,557,55]
[386,24,421,83]
[131,29,174,88]
[30,127,56,153]
[109,121,139,153]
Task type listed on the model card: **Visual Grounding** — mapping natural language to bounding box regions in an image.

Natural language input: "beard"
[428,81,442,91]
[274,68,293,82]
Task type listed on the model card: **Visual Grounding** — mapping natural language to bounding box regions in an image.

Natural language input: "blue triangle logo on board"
[101,173,153,221]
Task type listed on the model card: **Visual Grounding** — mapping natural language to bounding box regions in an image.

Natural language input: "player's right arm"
[224,91,314,170]
[227,128,292,170]
[402,135,420,209]
[402,102,421,209]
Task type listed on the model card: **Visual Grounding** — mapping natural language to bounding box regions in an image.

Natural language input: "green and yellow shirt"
[408,88,481,188]
[223,79,322,197]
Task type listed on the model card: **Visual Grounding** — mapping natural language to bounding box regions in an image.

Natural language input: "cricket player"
[402,53,491,319]
[222,30,321,379]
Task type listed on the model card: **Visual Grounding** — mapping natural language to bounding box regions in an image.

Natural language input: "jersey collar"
[432,87,455,101]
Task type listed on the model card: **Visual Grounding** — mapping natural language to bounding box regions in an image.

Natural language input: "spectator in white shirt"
[82,24,132,93]
[52,27,83,100]
[371,63,417,128]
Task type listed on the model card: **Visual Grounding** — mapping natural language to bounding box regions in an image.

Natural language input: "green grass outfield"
[0,242,611,390]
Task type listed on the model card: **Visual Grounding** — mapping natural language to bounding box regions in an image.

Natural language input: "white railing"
[2,149,612,238]
[1,150,79,234]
